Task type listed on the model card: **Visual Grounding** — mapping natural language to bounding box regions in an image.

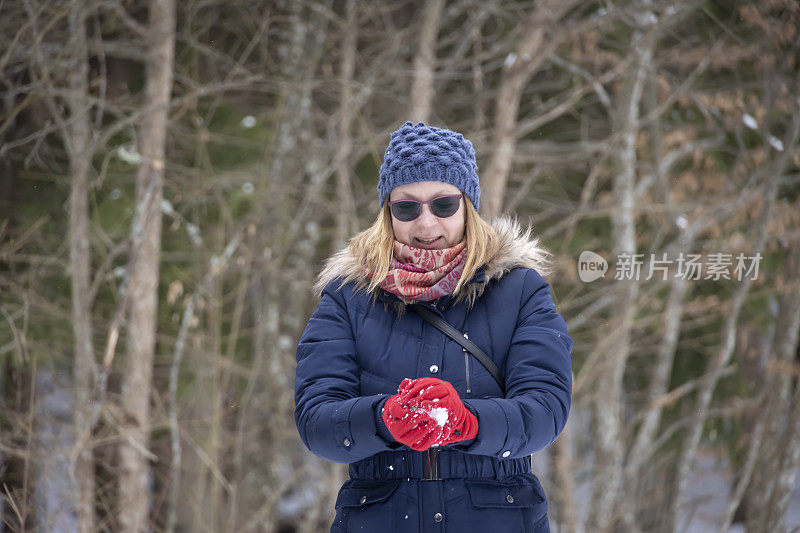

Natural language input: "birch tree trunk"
[119,0,175,530]
[407,0,444,124]
[64,2,95,531]
[619,47,722,521]
[586,27,651,533]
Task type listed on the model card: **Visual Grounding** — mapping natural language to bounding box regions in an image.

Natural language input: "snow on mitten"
[435,405,478,446]
[399,377,478,446]
[381,393,448,451]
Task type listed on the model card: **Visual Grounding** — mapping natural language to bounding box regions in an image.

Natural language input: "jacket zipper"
[421,301,441,481]
[463,332,471,395]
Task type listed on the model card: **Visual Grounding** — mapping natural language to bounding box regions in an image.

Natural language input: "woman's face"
[389,180,466,250]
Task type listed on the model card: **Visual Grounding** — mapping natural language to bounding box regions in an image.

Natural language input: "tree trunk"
[333,0,358,250]
[620,51,700,528]
[65,2,95,531]
[746,239,800,531]
[230,2,332,529]
[408,0,444,124]
[586,27,651,533]
[119,0,175,530]
[552,415,578,533]
[477,2,574,218]
[621,251,691,529]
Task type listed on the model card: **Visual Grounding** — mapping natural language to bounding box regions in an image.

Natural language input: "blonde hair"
[313,195,506,304]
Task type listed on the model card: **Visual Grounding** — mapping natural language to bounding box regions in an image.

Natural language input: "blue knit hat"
[377,121,480,209]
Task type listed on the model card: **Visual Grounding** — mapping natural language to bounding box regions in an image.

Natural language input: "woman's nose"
[416,203,438,225]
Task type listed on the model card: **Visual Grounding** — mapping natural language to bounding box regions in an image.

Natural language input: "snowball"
[427,407,449,427]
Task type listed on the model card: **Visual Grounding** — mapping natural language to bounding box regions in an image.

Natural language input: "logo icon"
[579,251,608,282]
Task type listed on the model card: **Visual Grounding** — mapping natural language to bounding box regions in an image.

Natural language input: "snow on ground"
[536,446,800,532]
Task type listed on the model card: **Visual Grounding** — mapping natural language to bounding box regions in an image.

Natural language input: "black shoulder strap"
[411,304,505,395]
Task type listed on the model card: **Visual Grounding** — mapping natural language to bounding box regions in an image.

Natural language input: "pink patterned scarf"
[372,239,467,302]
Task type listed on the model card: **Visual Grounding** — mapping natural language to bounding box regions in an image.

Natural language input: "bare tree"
[3,2,800,531]
[586,17,653,532]
[740,95,800,533]
[119,0,175,530]
[739,242,800,531]
[64,2,96,530]
[479,2,578,219]
[12,0,98,529]
[667,80,800,533]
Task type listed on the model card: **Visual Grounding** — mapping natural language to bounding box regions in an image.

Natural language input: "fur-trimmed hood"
[313,214,552,312]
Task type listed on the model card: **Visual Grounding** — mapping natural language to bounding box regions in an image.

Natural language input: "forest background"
[1,0,800,531]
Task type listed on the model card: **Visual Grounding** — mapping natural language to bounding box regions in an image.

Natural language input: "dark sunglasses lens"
[430,196,460,217]
[391,201,420,221]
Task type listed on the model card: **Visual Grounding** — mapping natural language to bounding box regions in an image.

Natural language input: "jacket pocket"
[460,476,548,532]
[333,478,402,533]
[465,479,544,508]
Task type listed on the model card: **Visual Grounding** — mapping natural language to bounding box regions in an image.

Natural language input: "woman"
[295,121,573,532]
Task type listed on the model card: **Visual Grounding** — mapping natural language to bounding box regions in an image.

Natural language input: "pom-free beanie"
[378,121,480,209]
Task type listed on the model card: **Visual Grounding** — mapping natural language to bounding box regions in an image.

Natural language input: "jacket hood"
[313,214,552,311]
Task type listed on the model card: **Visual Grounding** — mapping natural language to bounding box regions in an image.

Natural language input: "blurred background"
[1,0,799,531]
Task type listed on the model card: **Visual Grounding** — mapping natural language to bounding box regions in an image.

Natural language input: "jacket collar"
[313,214,551,311]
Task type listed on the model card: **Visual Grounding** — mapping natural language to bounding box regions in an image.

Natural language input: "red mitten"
[382,377,478,450]
[399,377,451,403]
[381,392,448,451]
[412,378,478,446]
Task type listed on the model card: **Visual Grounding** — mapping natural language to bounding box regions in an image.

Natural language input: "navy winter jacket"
[295,217,573,533]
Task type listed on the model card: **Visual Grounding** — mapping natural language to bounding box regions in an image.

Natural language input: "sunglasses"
[388,194,463,222]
